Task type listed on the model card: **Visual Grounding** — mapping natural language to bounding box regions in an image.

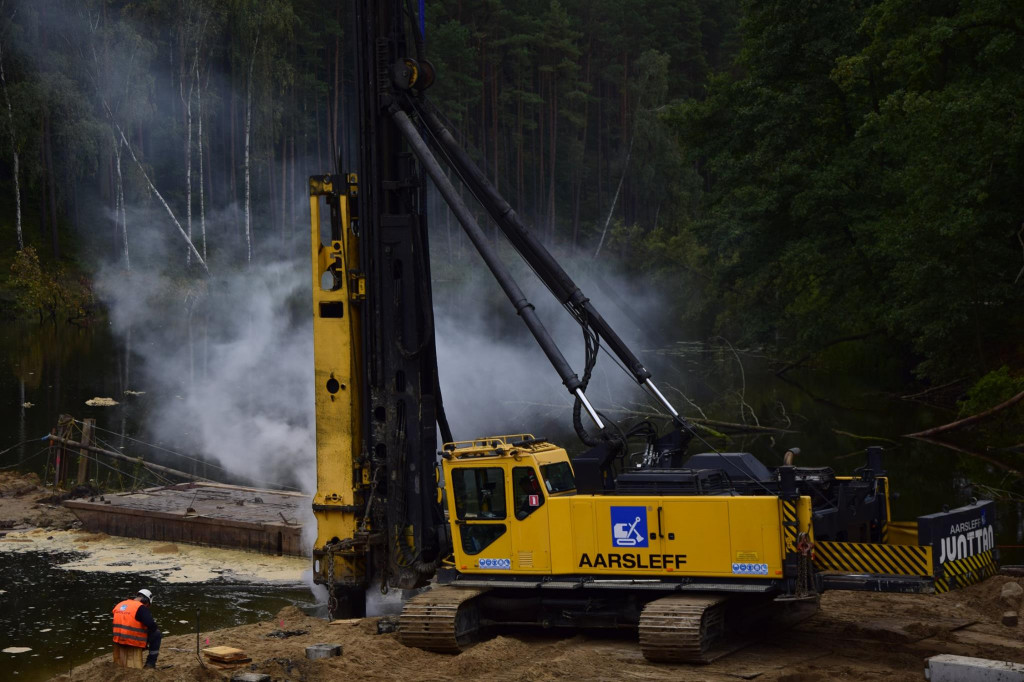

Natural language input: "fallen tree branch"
[899,378,966,401]
[905,434,1020,476]
[694,417,793,434]
[510,401,798,434]
[905,390,1024,438]
[110,117,210,274]
[775,330,882,376]
[831,429,898,445]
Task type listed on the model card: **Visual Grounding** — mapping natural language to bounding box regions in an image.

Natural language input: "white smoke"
[433,251,666,447]
[95,256,315,491]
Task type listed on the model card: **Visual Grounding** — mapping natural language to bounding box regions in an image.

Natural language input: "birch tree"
[107,109,210,273]
[0,34,20,250]
[244,28,259,264]
[196,55,206,260]
[180,7,205,268]
[113,134,128,269]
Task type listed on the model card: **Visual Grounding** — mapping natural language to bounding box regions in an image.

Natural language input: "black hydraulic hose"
[415,98,652,385]
[388,104,586,401]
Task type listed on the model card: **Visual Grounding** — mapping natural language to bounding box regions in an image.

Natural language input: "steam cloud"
[433,255,664,445]
[93,231,663,496]
[95,254,316,492]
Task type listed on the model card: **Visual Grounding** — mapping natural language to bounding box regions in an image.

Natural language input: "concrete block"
[231,674,271,682]
[377,616,399,634]
[925,654,1024,682]
[1000,582,1023,607]
[305,643,343,660]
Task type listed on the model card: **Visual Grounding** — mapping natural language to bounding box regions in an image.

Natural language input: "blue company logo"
[732,562,768,575]
[981,509,987,526]
[610,506,648,548]
[478,558,511,570]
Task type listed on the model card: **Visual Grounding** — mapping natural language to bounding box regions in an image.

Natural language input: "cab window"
[512,467,545,519]
[540,462,576,494]
[451,468,506,520]
[459,524,505,555]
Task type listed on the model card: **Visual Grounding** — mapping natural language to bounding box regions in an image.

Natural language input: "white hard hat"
[137,589,154,604]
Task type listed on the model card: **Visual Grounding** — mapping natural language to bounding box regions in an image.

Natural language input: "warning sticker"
[478,558,511,570]
[732,562,769,575]
[735,551,760,562]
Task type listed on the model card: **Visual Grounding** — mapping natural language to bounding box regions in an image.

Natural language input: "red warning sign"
[529,494,539,507]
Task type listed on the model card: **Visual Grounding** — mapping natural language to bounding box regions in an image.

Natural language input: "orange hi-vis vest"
[112,599,148,648]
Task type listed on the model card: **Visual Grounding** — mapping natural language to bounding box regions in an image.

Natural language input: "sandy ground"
[0,471,79,530]
[53,576,1024,682]
[6,471,1022,680]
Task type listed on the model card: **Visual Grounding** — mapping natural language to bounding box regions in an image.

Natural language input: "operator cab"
[441,435,575,570]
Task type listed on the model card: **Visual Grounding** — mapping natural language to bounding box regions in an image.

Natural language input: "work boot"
[144,652,158,669]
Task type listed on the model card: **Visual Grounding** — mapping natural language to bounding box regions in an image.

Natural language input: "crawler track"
[398,587,487,653]
[638,594,731,663]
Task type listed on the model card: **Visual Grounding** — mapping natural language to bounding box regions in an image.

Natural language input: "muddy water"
[0,550,317,681]
[0,322,151,480]
[1,322,1023,680]
[0,321,320,681]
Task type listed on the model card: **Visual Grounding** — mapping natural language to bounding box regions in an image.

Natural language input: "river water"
[0,320,1021,680]
[0,550,317,680]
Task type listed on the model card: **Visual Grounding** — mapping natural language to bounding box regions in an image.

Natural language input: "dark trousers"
[147,630,162,654]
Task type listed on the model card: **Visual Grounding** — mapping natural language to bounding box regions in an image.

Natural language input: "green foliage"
[8,246,93,322]
[0,0,1018,395]
[956,366,1024,446]
[653,0,1024,383]
[958,367,1024,416]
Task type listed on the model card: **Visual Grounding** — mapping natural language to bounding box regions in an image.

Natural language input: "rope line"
[75,420,303,493]
[0,437,51,459]
[0,446,53,470]
[89,433,177,487]
[77,421,231,473]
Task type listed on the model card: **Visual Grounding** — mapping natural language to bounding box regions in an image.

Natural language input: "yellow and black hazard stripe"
[878,478,890,544]
[813,541,932,576]
[781,500,799,552]
[934,550,997,593]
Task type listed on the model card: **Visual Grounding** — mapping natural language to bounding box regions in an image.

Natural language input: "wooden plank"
[203,646,247,659]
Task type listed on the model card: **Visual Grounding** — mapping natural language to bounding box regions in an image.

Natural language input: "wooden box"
[112,643,145,668]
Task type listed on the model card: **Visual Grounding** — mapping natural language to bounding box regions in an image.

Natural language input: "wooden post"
[55,414,73,488]
[112,643,145,668]
[76,418,94,485]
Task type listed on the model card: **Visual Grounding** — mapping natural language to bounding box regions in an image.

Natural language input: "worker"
[112,588,162,669]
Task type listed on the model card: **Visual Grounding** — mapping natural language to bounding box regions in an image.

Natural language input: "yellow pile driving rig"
[307,0,997,662]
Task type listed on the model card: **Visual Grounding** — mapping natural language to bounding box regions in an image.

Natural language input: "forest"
[0,0,1020,401]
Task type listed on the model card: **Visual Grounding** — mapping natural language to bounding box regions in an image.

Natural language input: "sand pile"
[0,471,78,530]
[57,576,1024,682]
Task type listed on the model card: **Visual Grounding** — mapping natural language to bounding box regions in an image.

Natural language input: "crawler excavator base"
[639,592,820,663]
[398,587,489,653]
[397,586,819,662]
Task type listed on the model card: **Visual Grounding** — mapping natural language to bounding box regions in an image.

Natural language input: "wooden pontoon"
[64,482,308,556]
